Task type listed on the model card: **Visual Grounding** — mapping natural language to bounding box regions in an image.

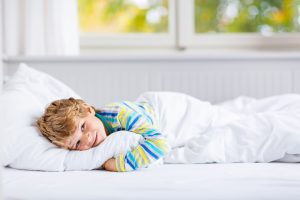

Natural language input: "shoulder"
[97,101,137,113]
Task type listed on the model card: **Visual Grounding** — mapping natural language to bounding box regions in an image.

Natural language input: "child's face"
[64,106,108,151]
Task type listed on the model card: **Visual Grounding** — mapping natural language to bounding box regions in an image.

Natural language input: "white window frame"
[80,0,300,50]
[178,0,300,50]
[80,0,176,49]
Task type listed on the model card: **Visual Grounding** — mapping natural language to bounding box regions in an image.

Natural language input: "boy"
[38,91,300,171]
[37,96,171,172]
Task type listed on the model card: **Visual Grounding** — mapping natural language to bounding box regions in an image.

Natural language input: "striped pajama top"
[95,101,170,172]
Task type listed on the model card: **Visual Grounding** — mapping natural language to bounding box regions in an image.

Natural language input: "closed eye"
[76,140,81,149]
[81,122,85,132]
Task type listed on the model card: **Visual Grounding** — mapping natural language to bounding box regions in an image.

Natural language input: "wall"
[0,0,4,198]
[3,52,300,108]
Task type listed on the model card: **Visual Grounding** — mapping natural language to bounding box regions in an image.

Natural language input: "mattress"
[2,163,300,200]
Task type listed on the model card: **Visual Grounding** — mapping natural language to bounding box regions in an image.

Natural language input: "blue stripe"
[95,113,114,134]
[144,129,158,135]
[138,110,154,124]
[104,117,118,123]
[145,114,153,124]
[144,132,161,137]
[128,115,141,130]
[99,112,118,117]
[128,152,138,169]
[138,105,153,124]
[138,105,145,110]
[125,115,133,129]
[144,140,164,156]
[123,102,137,112]
[124,101,154,127]
[140,129,158,136]
[125,154,135,170]
[140,143,159,160]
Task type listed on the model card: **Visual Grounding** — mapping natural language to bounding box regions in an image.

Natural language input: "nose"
[81,131,93,147]
[86,131,93,144]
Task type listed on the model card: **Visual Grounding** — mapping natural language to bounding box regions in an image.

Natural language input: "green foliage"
[78,0,169,33]
[195,0,300,33]
[78,0,299,34]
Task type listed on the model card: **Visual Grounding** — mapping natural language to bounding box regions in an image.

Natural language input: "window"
[78,0,300,50]
[194,0,300,34]
[78,0,175,48]
[180,0,300,49]
[79,0,169,33]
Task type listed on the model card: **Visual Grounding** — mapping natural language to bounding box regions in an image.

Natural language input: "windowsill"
[3,49,300,62]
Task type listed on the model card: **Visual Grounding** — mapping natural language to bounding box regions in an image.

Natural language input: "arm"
[114,129,170,172]
[114,102,171,172]
[102,158,117,172]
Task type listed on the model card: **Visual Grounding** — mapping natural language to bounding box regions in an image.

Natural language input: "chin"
[95,134,105,146]
[98,137,105,144]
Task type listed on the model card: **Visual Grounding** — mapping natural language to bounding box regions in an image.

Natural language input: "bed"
[2,63,300,200]
[3,163,300,200]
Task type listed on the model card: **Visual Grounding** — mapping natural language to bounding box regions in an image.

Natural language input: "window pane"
[195,0,300,34]
[78,0,169,34]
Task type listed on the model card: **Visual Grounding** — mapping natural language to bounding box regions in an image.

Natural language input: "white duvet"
[137,92,300,164]
[3,64,300,172]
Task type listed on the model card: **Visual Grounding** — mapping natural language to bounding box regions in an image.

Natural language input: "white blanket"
[137,92,300,164]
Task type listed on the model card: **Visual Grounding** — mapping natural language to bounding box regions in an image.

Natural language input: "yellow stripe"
[148,139,169,153]
[149,139,164,146]
[129,102,139,112]
[137,146,150,165]
[134,124,148,134]
[132,150,143,166]
[118,109,126,126]
[119,153,126,172]
[122,110,131,127]
[140,123,148,130]
[132,128,147,135]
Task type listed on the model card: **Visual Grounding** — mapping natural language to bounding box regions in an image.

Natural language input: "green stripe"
[95,113,114,134]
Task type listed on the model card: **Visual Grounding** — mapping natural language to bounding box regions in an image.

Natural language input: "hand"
[102,158,117,172]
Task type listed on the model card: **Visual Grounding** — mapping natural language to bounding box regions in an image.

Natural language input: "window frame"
[79,0,300,51]
[80,0,176,49]
[178,0,300,50]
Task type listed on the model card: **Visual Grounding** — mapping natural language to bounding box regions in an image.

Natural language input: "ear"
[86,105,96,115]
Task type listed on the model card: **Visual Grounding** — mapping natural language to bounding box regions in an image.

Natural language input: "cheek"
[86,119,100,131]
[92,117,102,128]
[98,121,104,129]
[80,134,90,148]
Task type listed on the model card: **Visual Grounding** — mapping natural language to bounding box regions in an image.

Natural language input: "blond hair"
[36,97,92,148]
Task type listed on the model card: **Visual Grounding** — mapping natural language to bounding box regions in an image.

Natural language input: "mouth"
[92,133,98,147]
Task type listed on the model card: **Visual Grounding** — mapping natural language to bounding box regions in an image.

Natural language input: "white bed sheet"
[2,163,300,200]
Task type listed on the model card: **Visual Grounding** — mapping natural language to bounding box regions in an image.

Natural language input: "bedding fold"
[137,92,300,164]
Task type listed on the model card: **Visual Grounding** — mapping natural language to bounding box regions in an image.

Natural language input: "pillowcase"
[0,63,142,171]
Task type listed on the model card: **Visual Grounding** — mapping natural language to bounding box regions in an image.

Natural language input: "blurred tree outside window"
[195,0,300,35]
[78,0,300,49]
[78,0,169,34]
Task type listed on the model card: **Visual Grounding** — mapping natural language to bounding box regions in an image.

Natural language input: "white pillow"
[0,63,142,171]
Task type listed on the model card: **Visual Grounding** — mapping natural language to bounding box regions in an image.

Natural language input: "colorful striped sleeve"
[114,102,170,172]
